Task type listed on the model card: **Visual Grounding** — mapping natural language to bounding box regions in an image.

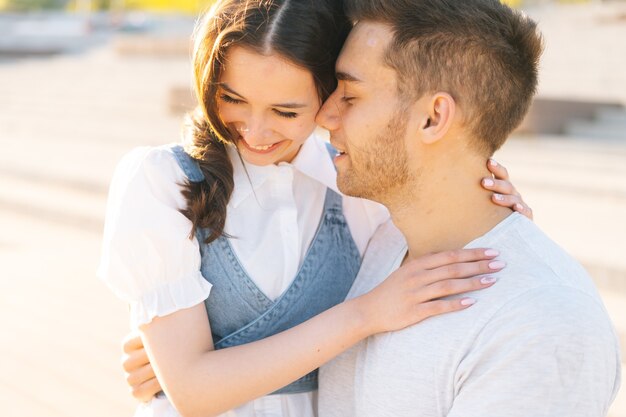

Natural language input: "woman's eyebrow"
[219,83,246,99]
[220,82,307,109]
[270,102,307,109]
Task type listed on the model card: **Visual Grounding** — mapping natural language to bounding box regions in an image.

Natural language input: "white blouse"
[97,128,389,417]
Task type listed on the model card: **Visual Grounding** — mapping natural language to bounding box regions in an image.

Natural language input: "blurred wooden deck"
[0,35,190,417]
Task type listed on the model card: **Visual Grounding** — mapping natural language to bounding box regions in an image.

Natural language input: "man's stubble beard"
[337,107,416,206]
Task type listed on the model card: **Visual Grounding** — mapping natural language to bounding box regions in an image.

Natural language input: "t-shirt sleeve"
[447,286,622,417]
[97,146,212,329]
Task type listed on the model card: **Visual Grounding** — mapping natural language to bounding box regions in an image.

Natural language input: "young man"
[316,0,621,416]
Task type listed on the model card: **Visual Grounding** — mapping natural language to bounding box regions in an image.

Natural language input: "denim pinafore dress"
[170,144,361,394]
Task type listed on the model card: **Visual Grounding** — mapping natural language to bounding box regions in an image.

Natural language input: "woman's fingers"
[131,377,163,403]
[490,193,534,220]
[484,159,534,220]
[416,275,497,303]
[514,202,534,220]
[414,297,479,320]
[418,259,505,286]
[363,252,505,333]
[482,178,520,197]
[408,248,500,271]
[487,158,510,180]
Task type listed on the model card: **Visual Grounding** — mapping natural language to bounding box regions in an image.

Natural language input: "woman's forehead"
[220,46,318,104]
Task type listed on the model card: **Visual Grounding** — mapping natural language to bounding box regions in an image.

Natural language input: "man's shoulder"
[492,214,598,296]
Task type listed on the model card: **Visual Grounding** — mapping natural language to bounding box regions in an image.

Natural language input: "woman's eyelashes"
[220,94,243,104]
[273,109,299,119]
[219,94,299,119]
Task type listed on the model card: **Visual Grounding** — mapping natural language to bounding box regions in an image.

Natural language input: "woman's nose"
[238,118,272,145]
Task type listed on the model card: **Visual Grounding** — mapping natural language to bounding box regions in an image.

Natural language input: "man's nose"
[316,94,341,131]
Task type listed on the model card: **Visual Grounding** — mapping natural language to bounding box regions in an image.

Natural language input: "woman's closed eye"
[273,109,299,119]
[220,94,244,104]
[220,94,298,119]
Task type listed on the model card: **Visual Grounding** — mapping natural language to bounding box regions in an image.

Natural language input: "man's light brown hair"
[345,0,544,155]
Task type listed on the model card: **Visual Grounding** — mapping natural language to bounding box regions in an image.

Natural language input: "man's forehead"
[336,21,394,81]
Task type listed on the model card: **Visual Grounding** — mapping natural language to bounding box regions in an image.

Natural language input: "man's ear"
[419,93,456,145]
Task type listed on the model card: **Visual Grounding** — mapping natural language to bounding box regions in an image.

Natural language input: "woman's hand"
[122,333,161,402]
[483,159,533,220]
[359,248,503,335]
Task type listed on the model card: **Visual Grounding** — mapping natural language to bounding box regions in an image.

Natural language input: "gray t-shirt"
[319,213,621,417]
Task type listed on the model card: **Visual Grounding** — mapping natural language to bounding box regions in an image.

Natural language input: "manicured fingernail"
[481,276,497,284]
[494,193,504,201]
[484,249,499,257]
[489,260,506,270]
[489,159,499,167]
[461,298,476,306]
[483,178,495,187]
[515,203,524,211]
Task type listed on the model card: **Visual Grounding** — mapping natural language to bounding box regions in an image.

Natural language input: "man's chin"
[336,172,357,197]
[337,172,379,202]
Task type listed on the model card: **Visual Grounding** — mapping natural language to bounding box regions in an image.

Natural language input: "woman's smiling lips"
[239,137,286,154]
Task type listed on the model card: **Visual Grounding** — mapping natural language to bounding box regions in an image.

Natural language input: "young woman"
[99,1,532,416]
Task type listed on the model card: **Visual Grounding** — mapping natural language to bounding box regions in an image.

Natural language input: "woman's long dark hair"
[180,0,351,244]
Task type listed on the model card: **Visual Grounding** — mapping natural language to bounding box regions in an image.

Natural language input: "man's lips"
[330,140,348,156]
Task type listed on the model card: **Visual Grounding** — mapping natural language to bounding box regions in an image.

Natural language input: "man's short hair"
[345,0,544,155]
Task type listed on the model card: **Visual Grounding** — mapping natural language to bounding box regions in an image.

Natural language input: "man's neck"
[388,162,513,262]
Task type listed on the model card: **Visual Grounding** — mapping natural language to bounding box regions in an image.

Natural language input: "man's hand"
[122,333,162,402]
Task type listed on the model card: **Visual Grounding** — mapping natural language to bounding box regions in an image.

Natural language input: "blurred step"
[517,98,625,135]
[564,120,626,141]
[596,107,626,125]
[498,137,626,199]
[0,173,106,233]
[114,35,191,57]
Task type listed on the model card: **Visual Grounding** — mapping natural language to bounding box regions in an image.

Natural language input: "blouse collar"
[227,127,339,209]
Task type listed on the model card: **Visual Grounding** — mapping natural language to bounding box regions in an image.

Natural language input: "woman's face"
[217,46,322,166]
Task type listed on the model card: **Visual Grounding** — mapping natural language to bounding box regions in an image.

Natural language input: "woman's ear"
[419,93,456,145]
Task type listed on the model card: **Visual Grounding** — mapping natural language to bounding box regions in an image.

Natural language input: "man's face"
[316,22,413,202]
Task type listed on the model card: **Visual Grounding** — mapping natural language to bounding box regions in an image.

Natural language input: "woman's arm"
[139,248,503,417]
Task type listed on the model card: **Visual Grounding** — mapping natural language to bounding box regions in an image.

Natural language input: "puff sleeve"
[97,146,212,329]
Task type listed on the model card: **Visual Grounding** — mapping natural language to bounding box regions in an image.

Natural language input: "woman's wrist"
[342,295,379,340]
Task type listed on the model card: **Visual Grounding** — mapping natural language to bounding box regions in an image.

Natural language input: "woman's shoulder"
[105,144,192,217]
[112,144,188,188]
[117,143,181,173]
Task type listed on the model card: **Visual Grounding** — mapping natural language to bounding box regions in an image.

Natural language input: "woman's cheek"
[291,115,318,140]
[217,103,245,124]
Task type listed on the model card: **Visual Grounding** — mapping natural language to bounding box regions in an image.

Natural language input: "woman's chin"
[237,139,300,165]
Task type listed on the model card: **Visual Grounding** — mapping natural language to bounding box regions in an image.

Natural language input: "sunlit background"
[0,0,624,416]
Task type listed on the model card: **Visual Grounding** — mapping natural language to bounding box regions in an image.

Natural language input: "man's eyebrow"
[219,82,307,109]
[336,71,362,83]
